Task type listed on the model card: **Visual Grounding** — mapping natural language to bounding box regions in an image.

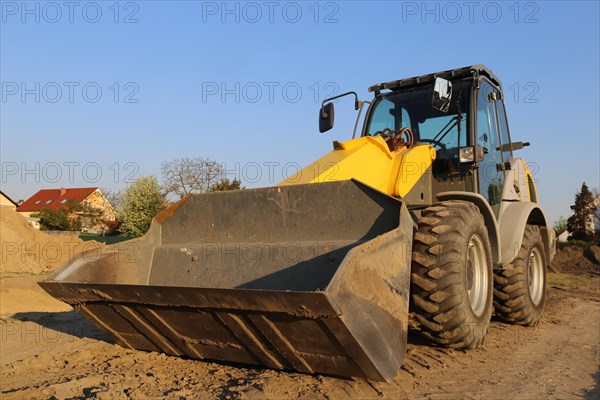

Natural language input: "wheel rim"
[527,247,544,305]
[466,234,489,317]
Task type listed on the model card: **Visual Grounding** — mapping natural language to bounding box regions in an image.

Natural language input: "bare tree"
[102,188,121,209]
[161,157,225,200]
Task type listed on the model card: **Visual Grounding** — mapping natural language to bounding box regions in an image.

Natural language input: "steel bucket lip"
[37,279,389,381]
[40,280,332,296]
[38,280,342,316]
[42,280,329,291]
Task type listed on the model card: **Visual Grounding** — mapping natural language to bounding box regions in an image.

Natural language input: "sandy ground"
[1,270,598,400]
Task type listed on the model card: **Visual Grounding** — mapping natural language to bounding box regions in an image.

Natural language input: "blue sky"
[1,0,599,225]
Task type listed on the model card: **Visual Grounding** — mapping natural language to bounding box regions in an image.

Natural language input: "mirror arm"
[497,141,531,152]
[321,91,360,116]
[352,101,369,139]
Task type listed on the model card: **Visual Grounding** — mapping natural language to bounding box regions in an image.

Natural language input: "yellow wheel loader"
[41,65,556,382]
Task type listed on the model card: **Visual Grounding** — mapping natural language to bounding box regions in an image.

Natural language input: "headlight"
[459,146,485,163]
[459,146,474,162]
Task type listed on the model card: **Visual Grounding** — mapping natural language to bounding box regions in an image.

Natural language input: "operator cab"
[319,65,515,213]
[364,65,514,213]
[363,78,472,180]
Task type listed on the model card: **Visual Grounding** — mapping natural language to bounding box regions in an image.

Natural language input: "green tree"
[567,182,597,240]
[210,178,244,192]
[553,216,568,234]
[118,175,166,238]
[33,208,70,231]
[32,199,82,231]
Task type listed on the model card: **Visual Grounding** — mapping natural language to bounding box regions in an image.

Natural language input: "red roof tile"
[17,188,98,212]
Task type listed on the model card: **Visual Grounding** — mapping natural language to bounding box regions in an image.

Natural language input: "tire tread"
[411,201,493,349]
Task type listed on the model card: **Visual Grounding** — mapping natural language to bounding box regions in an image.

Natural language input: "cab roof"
[368,65,502,93]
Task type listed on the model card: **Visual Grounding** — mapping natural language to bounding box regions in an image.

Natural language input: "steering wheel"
[372,127,393,138]
[419,138,447,150]
[372,128,414,146]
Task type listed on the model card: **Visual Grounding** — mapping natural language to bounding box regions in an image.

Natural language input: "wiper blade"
[431,115,459,143]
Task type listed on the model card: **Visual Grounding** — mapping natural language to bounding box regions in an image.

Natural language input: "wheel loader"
[40,65,556,382]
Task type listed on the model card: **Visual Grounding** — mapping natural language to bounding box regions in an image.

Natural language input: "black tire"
[494,225,546,326]
[411,201,493,349]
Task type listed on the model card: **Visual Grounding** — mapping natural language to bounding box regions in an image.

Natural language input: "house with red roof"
[1,190,19,210]
[18,187,116,232]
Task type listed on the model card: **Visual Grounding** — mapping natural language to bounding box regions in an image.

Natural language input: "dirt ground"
[0,270,598,399]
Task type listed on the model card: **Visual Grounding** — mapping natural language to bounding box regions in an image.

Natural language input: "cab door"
[476,81,505,214]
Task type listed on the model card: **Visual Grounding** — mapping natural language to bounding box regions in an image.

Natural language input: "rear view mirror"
[432,77,452,113]
[319,102,335,133]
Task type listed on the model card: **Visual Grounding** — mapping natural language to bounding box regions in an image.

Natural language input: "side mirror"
[319,102,335,133]
[432,77,452,113]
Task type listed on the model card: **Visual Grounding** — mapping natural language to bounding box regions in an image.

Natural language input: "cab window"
[477,81,504,213]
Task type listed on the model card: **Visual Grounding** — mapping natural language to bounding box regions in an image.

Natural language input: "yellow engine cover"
[278,136,436,198]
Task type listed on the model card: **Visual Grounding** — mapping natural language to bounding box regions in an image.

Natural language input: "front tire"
[494,225,547,326]
[411,201,493,349]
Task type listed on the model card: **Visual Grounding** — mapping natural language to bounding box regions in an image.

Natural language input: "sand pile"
[0,208,101,274]
[550,245,600,275]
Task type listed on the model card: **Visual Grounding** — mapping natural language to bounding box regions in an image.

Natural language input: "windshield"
[365,80,471,151]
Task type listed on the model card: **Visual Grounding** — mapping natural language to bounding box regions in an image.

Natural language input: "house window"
[60,199,68,204]
[34,200,41,205]
[45,200,52,205]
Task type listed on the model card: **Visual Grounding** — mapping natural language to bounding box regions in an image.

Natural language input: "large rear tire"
[411,201,493,349]
[493,225,546,326]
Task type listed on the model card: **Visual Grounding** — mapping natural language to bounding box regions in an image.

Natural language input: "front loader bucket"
[40,180,413,382]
